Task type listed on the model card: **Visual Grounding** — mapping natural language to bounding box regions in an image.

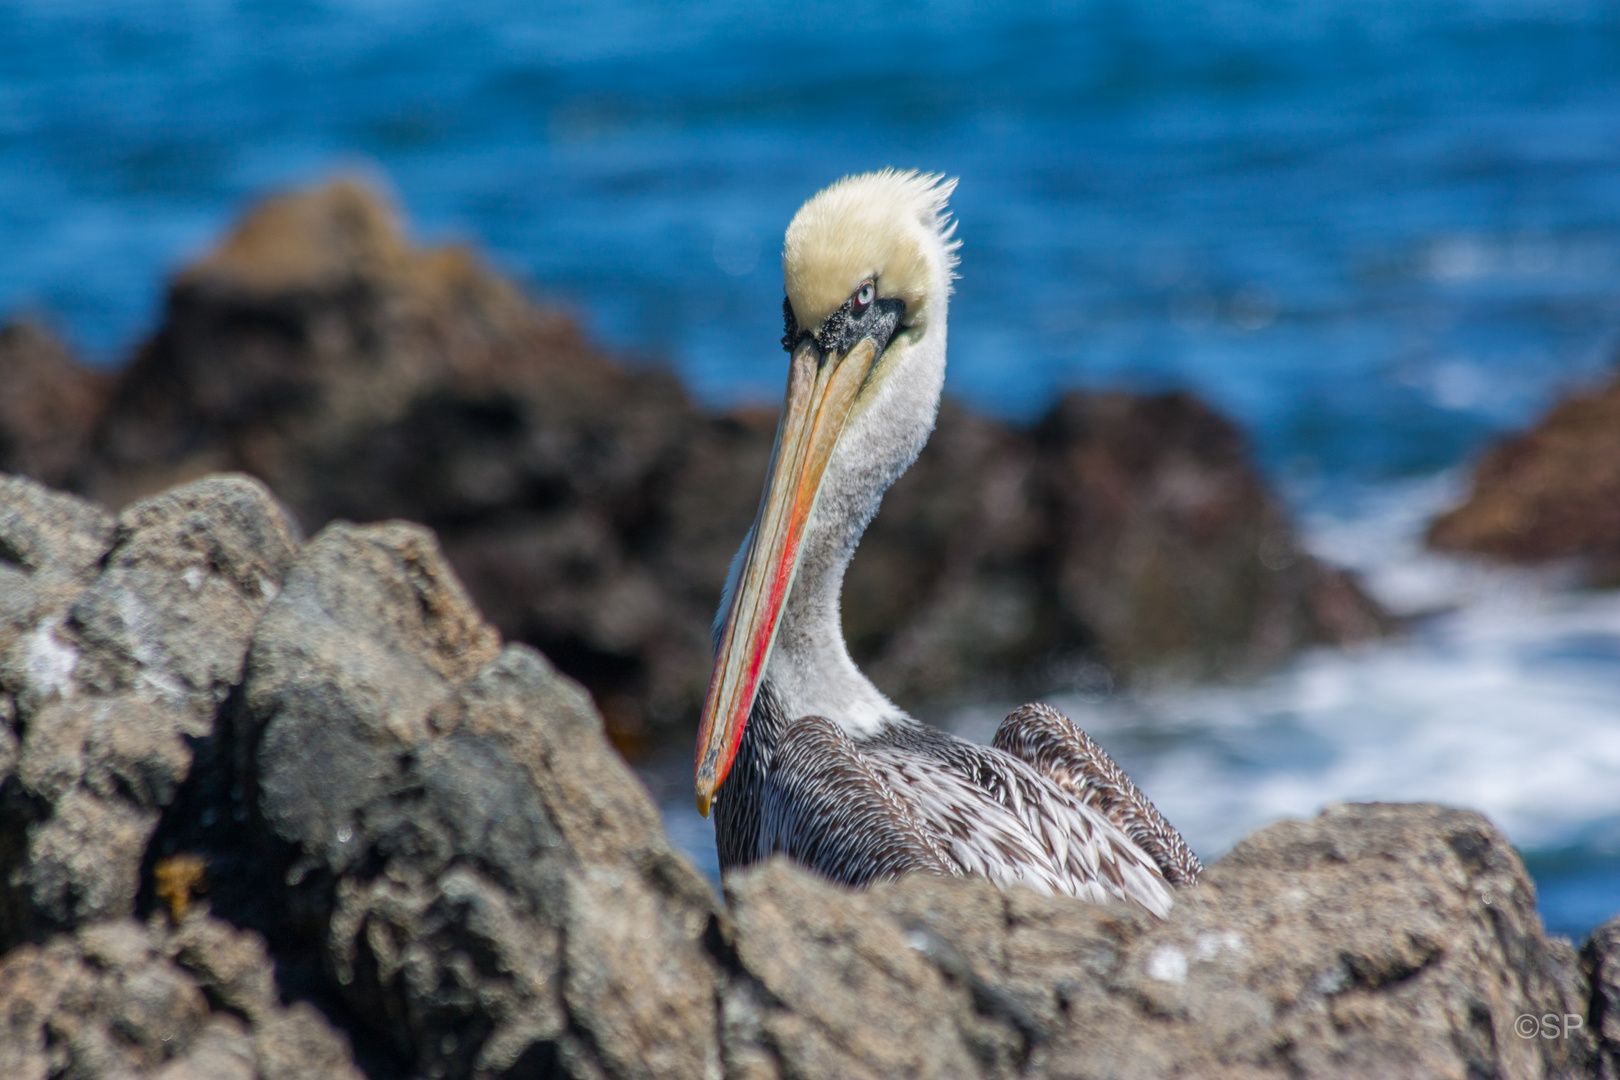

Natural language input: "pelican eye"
[812,282,903,356]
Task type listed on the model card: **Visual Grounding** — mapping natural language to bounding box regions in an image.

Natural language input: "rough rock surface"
[0,321,110,489]
[0,473,298,945]
[1429,369,1620,572]
[1587,916,1620,1079]
[0,469,1610,1079]
[47,179,1382,742]
[234,519,722,1080]
[0,913,364,1080]
[721,804,1595,1080]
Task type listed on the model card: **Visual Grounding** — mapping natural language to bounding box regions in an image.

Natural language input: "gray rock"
[0,474,298,943]
[721,803,1597,1080]
[67,475,301,722]
[0,474,115,724]
[1587,915,1620,1080]
[722,863,989,1080]
[245,519,500,856]
[0,469,1606,1080]
[246,520,718,1080]
[0,913,363,1080]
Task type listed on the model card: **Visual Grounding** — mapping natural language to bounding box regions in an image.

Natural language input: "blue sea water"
[3,0,1619,936]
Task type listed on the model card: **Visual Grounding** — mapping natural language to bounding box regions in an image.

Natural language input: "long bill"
[693,336,879,816]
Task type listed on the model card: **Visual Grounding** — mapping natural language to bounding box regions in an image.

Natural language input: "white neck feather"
[762,302,948,737]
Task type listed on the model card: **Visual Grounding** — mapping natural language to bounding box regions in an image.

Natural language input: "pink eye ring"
[854,281,875,309]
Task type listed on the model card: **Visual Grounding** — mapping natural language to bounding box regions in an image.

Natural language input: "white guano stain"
[23,623,79,701]
[1194,929,1246,961]
[1146,944,1188,984]
[254,572,280,602]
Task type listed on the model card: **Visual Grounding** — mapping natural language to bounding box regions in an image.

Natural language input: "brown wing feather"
[992,703,1203,886]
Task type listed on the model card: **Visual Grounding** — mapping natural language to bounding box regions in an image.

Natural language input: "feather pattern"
[714,686,1195,918]
[706,171,1199,919]
[993,702,1203,886]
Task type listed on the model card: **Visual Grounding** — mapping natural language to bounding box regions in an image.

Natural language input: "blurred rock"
[0,322,110,489]
[0,474,297,945]
[1035,392,1384,681]
[856,394,1386,700]
[74,179,739,740]
[59,178,1382,742]
[0,913,363,1080]
[79,180,558,513]
[1428,371,1620,571]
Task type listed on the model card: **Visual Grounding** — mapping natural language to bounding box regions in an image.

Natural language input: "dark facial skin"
[782,281,907,362]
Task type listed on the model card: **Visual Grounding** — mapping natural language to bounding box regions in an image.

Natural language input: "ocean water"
[3,1,1619,935]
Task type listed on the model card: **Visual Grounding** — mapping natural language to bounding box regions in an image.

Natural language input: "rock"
[721,803,1597,1080]
[66,475,300,720]
[0,912,364,1080]
[1428,371,1620,570]
[78,180,560,513]
[62,178,1381,742]
[0,474,298,945]
[0,322,110,489]
[1587,916,1620,1079]
[855,395,1386,699]
[240,518,719,1080]
[1034,392,1384,682]
[0,470,1606,1080]
[243,520,499,855]
[0,475,115,723]
[722,865,998,1080]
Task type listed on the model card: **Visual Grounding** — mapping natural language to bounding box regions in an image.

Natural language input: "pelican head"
[695,170,960,815]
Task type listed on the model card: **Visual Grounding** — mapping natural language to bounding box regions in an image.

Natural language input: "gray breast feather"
[759,714,958,886]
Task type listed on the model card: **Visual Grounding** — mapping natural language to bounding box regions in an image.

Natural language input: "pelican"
[695,170,1200,916]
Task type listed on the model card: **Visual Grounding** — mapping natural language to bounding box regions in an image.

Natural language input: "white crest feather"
[782,169,960,332]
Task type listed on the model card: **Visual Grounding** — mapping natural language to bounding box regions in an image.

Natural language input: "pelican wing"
[992,703,1203,886]
[862,724,1178,917]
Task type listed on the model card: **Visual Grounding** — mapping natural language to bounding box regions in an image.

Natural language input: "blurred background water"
[4,0,1619,935]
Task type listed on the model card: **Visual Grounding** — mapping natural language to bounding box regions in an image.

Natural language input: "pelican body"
[695,171,1200,915]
